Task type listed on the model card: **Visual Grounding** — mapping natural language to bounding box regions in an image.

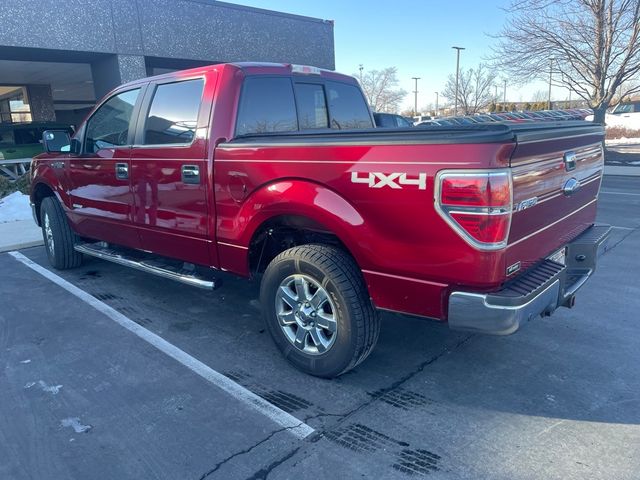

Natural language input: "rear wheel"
[260,244,379,378]
[40,196,82,270]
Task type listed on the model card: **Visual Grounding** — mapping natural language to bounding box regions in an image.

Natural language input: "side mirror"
[42,130,71,153]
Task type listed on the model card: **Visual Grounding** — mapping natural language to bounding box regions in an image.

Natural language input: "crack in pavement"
[245,445,303,480]
[602,224,640,254]
[245,333,475,479]
[302,334,475,425]
[197,422,311,480]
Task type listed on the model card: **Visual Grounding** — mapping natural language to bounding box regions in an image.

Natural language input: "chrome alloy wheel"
[44,212,55,254]
[275,274,338,355]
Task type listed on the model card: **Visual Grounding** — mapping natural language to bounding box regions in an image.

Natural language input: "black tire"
[40,196,82,270]
[260,244,379,378]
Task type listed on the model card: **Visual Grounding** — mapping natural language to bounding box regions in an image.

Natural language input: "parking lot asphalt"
[1,175,639,480]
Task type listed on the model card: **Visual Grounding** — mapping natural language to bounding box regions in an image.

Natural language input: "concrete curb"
[0,239,43,254]
[0,219,44,253]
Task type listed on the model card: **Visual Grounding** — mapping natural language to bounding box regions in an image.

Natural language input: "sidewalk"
[0,219,43,253]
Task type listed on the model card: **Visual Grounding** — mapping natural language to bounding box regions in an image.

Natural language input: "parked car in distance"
[432,117,460,127]
[374,112,413,128]
[586,100,640,128]
[32,62,610,377]
[0,122,73,161]
[412,114,432,125]
[443,116,472,126]
[473,114,497,123]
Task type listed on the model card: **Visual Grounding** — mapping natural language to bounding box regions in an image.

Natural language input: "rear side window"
[236,77,297,136]
[86,89,140,153]
[143,79,204,145]
[294,83,328,130]
[326,81,373,130]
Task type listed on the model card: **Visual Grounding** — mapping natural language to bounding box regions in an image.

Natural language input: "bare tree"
[355,67,407,113]
[491,0,640,122]
[531,90,548,103]
[442,64,497,114]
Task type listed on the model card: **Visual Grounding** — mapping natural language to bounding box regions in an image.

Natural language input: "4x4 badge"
[350,171,427,190]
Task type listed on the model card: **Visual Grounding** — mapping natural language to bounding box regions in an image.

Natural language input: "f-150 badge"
[516,197,538,211]
[351,172,427,190]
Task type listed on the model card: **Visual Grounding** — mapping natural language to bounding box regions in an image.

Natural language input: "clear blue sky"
[232,0,562,111]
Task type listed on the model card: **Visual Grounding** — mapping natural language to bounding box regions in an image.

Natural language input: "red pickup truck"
[31,63,610,377]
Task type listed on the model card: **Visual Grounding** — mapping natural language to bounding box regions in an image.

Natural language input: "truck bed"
[216,120,604,320]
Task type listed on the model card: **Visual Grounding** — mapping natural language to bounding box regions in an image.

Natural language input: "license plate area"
[547,247,567,266]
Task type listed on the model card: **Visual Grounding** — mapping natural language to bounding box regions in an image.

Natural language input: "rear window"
[326,81,373,129]
[143,79,204,145]
[295,83,328,130]
[236,77,297,136]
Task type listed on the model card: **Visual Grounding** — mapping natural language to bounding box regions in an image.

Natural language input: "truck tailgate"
[506,123,604,274]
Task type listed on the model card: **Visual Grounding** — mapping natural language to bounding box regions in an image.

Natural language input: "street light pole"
[503,79,507,107]
[435,91,439,116]
[452,46,465,116]
[411,77,420,115]
[548,57,554,110]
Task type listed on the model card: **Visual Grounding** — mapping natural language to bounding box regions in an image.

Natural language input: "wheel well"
[248,215,350,275]
[32,183,55,226]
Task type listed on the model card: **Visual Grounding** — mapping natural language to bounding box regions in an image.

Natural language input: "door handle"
[182,165,200,184]
[115,163,129,180]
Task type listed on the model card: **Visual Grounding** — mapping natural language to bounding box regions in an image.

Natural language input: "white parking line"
[600,190,640,196]
[8,251,314,440]
[612,226,636,231]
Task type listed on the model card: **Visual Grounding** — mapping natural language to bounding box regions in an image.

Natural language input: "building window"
[0,86,33,124]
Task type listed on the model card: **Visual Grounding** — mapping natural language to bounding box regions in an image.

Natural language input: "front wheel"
[40,196,83,270]
[260,244,379,378]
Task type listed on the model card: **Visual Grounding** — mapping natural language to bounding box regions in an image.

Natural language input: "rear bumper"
[447,224,611,335]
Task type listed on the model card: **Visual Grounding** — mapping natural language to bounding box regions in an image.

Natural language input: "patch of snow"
[0,192,32,223]
[24,380,63,394]
[61,417,92,434]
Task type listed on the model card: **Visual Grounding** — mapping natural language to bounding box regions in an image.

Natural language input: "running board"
[74,243,218,290]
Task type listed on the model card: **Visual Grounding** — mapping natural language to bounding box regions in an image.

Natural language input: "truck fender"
[231,180,373,268]
[30,169,70,224]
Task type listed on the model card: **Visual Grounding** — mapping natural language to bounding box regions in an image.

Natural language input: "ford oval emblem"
[562,177,581,195]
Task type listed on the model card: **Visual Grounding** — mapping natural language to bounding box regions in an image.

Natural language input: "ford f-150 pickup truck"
[31,63,610,377]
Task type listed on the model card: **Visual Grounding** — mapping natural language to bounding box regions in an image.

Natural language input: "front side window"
[85,89,140,153]
[143,79,204,145]
[236,77,297,136]
[295,83,328,130]
[326,81,373,130]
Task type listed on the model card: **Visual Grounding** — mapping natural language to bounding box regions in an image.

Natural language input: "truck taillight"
[435,170,512,250]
